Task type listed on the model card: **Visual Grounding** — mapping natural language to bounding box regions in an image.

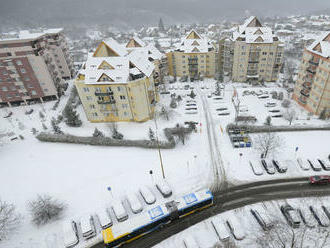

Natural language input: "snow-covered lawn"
[0,82,211,247]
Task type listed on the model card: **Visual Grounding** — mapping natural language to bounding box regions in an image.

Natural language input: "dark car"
[280,205,301,228]
[309,175,330,185]
[272,160,287,173]
[261,160,275,174]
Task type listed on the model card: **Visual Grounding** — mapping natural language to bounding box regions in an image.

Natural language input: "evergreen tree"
[63,104,82,127]
[189,90,196,99]
[170,98,177,108]
[51,118,63,134]
[93,128,104,137]
[177,95,182,102]
[148,128,156,141]
[39,111,45,120]
[158,18,165,32]
[319,108,328,120]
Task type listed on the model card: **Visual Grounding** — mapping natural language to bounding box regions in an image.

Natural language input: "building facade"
[75,38,158,123]
[292,32,330,117]
[0,28,74,106]
[166,30,218,80]
[221,16,284,83]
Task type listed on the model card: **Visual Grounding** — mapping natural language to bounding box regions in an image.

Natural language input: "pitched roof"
[185,30,202,39]
[308,32,330,58]
[102,38,128,57]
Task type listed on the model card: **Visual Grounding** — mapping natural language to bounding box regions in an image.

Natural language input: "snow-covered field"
[0,78,329,247]
[0,82,211,247]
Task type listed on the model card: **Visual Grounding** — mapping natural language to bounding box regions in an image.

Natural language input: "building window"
[31,90,37,95]
[124,111,128,116]
[21,68,26,73]
[25,77,30,81]
[2,86,8,91]
[117,86,121,91]
[95,87,101,93]
[83,87,89,92]
[16,60,23,65]
[120,95,126,100]
[90,104,95,109]
[262,52,267,55]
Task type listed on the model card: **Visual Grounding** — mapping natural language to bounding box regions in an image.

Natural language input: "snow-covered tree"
[28,194,66,226]
[188,90,196,99]
[254,132,282,158]
[158,106,174,121]
[170,98,177,109]
[281,99,291,108]
[63,103,82,127]
[39,111,45,121]
[283,108,296,125]
[265,116,272,126]
[0,199,20,240]
[319,108,328,120]
[109,123,123,140]
[148,128,156,141]
[92,128,104,138]
[51,118,63,134]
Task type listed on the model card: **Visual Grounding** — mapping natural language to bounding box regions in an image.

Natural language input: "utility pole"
[154,113,165,179]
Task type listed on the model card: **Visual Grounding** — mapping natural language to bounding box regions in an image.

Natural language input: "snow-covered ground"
[154,196,330,248]
[0,82,211,247]
[0,78,329,247]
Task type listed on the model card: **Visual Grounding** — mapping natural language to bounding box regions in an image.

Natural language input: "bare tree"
[254,132,283,158]
[283,108,296,125]
[108,123,123,140]
[27,194,66,226]
[0,199,20,241]
[281,99,291,108]
[158,105,174,121]
[171,124,191,145]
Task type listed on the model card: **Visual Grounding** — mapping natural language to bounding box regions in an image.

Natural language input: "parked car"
[280,205,301,228]
[309,175,330,185]
[156,180,172,198]
[258,95,269,99]
[309,206,330,227]
[96,209,112,229]
[126,193,143,214]
[63,220,79,248]
[250,209,273,231]
[308,159,322,171]
[272,160,287,173]
[80,215,95,240]
[139,186,156,204]
[297,158,310,171]
[261,160,275,174]
[226,216,246,240]
[112,201,128,222]
[211,217,230,242]
[318,159,330,171]
[249,161,263,176]
[182,234,200,248]
[298,208,315,228]
[264,102,276,107]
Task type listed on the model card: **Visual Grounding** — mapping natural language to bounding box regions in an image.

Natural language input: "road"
[92,87,330,248]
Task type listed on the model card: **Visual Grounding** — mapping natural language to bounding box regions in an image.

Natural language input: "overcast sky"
[1,0,330,27]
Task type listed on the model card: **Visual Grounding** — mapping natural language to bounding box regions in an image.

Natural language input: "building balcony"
[94,91,113,96]
[97,99,116,105]
[298,96,307,105]
[302,82,312,90]
[300,89,310,97]
[309,59,319,66]
[306,66,316,74]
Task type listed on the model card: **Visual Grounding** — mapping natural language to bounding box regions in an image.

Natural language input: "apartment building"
[293,32,330,117]
[75,38,157,122]
[125,36,168,84]
[0,28,74,106]
[221,16,284,83]
[166,30,218,80]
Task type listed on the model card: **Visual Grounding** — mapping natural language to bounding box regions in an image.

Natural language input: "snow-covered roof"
[175,30,213,53]
[0,28,64,42]
[232,16,279,44]
[307,32,330,58]
[103,38,128,57]
[128,49,154,77]
[126,36,146,47]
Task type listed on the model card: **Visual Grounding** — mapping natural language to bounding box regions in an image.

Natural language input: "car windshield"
[313,176,320,180]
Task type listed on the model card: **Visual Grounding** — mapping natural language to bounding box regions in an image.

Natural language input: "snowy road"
[197,85,227,191]
[92,177,330,248]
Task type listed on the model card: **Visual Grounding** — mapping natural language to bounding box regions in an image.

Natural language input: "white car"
[127,193,143,214]
[62,220,79,248]
[249,161,264,176]
[226,216,246,240]
[96,209,112,229]
[112,201,128,222]
[139,186,156,204]
[297,158,310,171]
[211,217,230,242]
[156,180,172,197]
[182,234,200,248]
[80,215,95,240]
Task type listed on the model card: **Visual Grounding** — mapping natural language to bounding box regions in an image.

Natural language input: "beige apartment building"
[166,30,218,80]
[0,28,74,106]
[75,38,158,122]
[221,16,284,83]
[293,32,330,117]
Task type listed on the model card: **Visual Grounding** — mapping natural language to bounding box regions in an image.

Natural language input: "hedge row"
[36,126,193,149]
[227,123,330,133]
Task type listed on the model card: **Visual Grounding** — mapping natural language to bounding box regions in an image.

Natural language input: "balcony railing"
[300,89,310,97]
[306,66,316,74]
[302,82,312,90]
[94,91,113,96]
[309,59,319,66]
[97,99,116,105]
[298,97,307,104]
